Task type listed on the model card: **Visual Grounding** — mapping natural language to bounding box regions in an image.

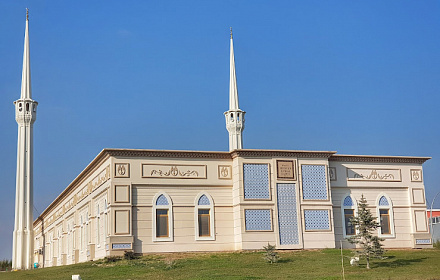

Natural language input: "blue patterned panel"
[301,165,327,200]
[277,183,299,245]
[379,196,389,206]
[156,194,169,205]
[112,243,131,249]
[415,239,431,245]
[304,210,330,231]
[343,196,354,207]
[245,209,272,231]
[198,195,210,205]
[243,164,270,199]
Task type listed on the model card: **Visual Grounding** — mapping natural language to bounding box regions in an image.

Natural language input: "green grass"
[1,249,440,280]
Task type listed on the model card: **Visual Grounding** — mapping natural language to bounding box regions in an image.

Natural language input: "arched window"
[153,193,173,242]
[376,194,395,238]
[195,193,215,240]
[341,195,357,238]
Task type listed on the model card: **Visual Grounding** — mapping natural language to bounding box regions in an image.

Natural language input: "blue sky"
[0,1,439,260]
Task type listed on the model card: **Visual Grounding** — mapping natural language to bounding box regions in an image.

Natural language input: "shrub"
[433,240,440,249]
[124,250,137,260]
[104,255,122,263]
[0,259,12,271]
[263,243,279,263]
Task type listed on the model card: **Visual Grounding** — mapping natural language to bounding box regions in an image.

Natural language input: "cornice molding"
[231,149,336,159]
[329,154,431,164]
[106,149,232,159]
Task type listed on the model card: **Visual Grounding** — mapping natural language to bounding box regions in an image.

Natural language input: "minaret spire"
[229,28,239,111]
[12,9,38,270]
[225,28,245,151]
[21,8,31,100]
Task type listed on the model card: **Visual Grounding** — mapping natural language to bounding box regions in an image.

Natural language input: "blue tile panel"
[198,195,210,205]
[301,165,328,200]
[156,194,169,205]
[245,209,272,231]
[277,183,299,245]
[304,210,330,231]
[343,196,354,207]
[379,196,389,206]
[112,243,131,249]
[415,239,431,245]
[243,164,270,199]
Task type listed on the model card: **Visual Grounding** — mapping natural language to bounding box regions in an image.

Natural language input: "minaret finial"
[230,27,233,39]
[26,8,29,21]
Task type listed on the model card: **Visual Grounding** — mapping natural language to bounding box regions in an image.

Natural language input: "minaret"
[224,28,245,151]
[12,9,38,270]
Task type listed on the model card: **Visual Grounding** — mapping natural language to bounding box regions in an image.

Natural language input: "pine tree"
[347,194,385,269]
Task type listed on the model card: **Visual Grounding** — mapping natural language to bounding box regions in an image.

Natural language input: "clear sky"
[1,1,439,260]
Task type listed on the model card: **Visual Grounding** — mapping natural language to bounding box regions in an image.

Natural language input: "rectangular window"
[344,209,355,235]
[198,209,210,237]
[156,209,169,237]
[380,209,391,234]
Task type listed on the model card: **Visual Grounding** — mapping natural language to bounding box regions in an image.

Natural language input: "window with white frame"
[376,194,395,238]
[195,193,215,240]
[58,230,61,259]
[67,223,71,259]
[153,193,173,241]
[341,195,357,237]
[80,215,84,251]
[96,204,100,246]
[104,199,108,243]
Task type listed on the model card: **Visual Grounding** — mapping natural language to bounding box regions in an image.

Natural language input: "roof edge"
[329,154,431,164]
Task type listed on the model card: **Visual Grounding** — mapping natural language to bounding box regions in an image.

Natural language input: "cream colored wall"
[330,161,431,249]
[131,185,235,252]
[33,152,431,268]
[110,156,235,254]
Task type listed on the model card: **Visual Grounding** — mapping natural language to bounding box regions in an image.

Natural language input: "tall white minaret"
[224,28,245,151]
[12,9,38,270]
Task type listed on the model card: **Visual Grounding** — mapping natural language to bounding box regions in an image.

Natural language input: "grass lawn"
[1,249,439,280]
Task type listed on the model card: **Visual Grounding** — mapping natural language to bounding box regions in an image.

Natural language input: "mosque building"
[12,12,432,268]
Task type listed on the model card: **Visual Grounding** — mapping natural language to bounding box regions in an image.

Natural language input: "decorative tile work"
[198,195,210,205]
[243,164,270,199]
[277,183,299,245]
[304,210,330,231]
[112,243,131,249]
[379,196,389,206]
[415,239,431,245]
[245,209,272,231]
[301,165,328,200]
[156,194,169,205]
[343,196,354,207]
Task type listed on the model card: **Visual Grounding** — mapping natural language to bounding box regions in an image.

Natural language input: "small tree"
[263,243,279,263]
[347,194,385,269]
